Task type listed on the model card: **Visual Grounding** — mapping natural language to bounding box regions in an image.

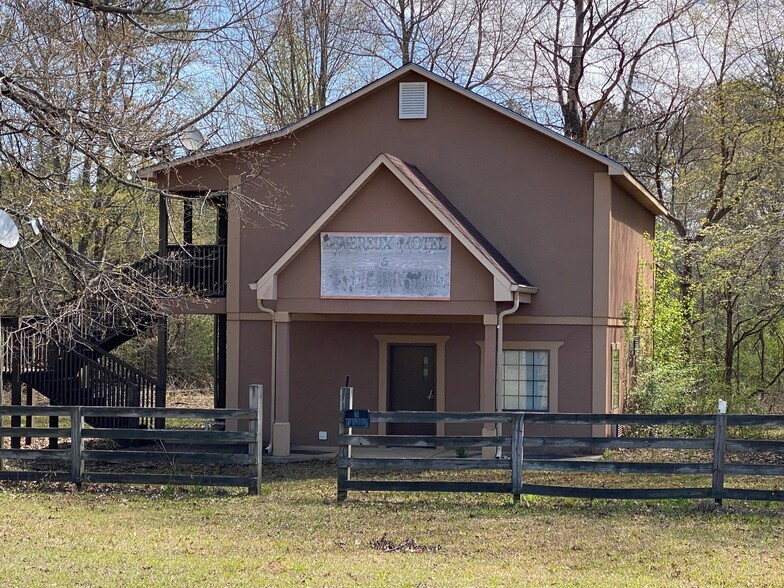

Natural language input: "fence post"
[248,384,263,496]
[712,405,728,506]
[48,415,59,449]
[337,386,353,502]
[511,413,524,503]
[70,406,84,487]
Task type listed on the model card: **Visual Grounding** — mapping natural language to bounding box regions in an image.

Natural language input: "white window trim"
[476,340,563,413]
[502,348,549,412]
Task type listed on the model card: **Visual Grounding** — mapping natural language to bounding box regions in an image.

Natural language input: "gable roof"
[138,64,668,216]
[252,153,538,303]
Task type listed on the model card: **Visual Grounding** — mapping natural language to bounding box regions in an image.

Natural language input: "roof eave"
[253,153,536,303]
[137,64,429,180]
[135,64,662,209]
[514,284,539,294]
[607,165,668,216]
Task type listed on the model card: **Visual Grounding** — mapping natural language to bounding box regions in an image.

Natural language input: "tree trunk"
[724,291,734,388]
[562,0,586,143]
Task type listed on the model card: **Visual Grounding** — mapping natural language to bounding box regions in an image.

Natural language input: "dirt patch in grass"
[371,533,442,553]
[166,387,214,409]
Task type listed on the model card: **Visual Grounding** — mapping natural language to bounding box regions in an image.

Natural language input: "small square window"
[502,349,549,411]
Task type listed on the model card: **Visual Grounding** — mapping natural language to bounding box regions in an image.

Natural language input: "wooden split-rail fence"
[0,386,263,494]
[338,387,784,504]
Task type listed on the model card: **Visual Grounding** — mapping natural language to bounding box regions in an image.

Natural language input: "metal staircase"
[3,317,159,429]
[1,244,226,429]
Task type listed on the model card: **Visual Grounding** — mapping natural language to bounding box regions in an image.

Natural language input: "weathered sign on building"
[320,232,451,299]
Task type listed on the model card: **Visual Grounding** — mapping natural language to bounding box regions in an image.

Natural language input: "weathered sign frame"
[320,232,451,300]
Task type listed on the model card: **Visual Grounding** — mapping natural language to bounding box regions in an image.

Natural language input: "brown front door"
[388,344,436,436]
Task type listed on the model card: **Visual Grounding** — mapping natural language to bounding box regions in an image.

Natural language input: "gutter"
[250,283,276,455]
[495,287,522,457]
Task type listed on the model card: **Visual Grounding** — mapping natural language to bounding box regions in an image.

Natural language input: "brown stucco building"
[140,64,666,456]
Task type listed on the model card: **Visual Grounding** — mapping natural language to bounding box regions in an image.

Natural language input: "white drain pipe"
[255,296,276,455]
[496,289,521,458]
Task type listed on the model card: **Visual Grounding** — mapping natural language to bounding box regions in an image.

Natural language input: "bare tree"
[420,0,545,91]
[233,0,375,132]
[529,0,696,145]
[615,0,784,405]
[351,0,539,93]
[357,0,448,66]
[0,0,277,333]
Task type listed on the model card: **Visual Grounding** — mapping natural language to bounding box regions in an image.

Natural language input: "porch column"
[482,314,498,458]
[155,193,168,426]
[224,176,241,428]
[592,172,612,437]
[272,312,291,456]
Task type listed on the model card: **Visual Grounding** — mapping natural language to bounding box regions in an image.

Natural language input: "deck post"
[337,386,353,502]
[213,314,227,409]
[183,199,193,245]
[712,407,728,506]
[511,413,524,503]
[70,406,84,487]
[155,191,168,430]
[0,319,4,471]
[248,384,263,495]
[10,317,21,449]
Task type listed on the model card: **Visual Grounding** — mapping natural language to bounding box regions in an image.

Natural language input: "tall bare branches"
[0,0,276,327]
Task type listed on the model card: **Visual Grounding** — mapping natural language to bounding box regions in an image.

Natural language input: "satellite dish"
[179,126,206,152]
[0,209,19,249]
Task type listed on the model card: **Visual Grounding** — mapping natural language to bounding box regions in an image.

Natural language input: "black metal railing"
[18,339,157,428]
[1,317,49,376]
[132,244,227,297]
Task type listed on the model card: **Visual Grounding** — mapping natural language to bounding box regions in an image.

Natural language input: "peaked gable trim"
[253,153,537,303]
[138,64,667,216]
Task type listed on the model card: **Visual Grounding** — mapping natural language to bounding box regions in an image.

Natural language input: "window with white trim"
[502,349,550,411]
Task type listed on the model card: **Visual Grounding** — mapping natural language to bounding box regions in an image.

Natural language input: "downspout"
[256,297,276,455]
[495,288,521,458]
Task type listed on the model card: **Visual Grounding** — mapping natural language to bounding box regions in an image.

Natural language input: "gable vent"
[399,82,428,119]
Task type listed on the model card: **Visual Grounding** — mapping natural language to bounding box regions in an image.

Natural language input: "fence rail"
[0,385,263,493]
[337,387,784,504]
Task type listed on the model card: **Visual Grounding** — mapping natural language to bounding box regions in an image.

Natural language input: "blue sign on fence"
[343,409,371,428]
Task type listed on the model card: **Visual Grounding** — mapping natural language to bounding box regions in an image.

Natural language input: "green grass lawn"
[1,462,783,587]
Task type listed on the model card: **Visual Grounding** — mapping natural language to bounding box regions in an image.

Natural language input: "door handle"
[426,389,434,400]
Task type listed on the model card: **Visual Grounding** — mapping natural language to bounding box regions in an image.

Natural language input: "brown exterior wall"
[234,318,595,446]
[174,71,605,318]
[155,69,659,449]
[276,165,495,315]
[609,182,655,319]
